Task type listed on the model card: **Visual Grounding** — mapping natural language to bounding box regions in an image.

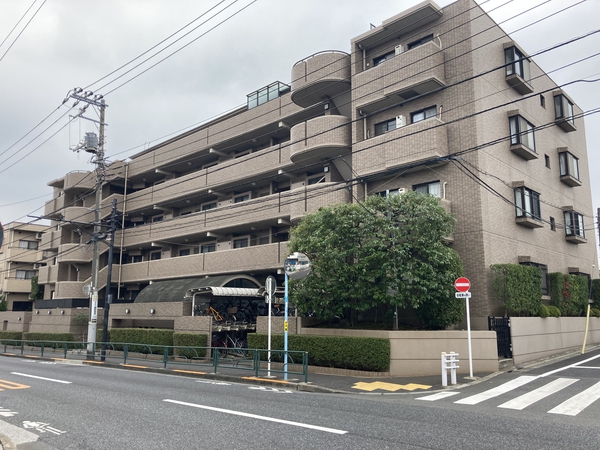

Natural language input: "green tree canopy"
[288,190,464,329]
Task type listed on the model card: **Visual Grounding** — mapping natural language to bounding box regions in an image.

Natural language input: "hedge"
[108,328,174,353]
[0,331,23,340]
[592,279,600,305]
[248,333,390,372]
[490,264,542,316]
[548,273,588,317]
[173,332,208,359]
[23,332,74,342]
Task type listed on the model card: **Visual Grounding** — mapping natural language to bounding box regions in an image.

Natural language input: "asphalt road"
[1,351,599,450]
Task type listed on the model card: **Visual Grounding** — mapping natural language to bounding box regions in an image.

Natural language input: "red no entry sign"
[455,277,471,292]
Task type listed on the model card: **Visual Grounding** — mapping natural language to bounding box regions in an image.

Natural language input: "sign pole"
[466,296,473,378]
[284,272,289,380]
[455,277,474,378]
[267,291,272,377]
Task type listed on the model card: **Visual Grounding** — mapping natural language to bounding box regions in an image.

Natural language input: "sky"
[0,0,598,245]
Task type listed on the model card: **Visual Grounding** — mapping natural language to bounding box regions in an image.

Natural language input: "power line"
[0,0,46,64]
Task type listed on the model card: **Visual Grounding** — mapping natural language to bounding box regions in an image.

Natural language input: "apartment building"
[37,0,597,330]
[0,222,46,312]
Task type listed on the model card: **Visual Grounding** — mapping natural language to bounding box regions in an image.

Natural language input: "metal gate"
[488,317,512,358]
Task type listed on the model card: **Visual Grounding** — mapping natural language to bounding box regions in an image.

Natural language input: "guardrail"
[0,340,309,383]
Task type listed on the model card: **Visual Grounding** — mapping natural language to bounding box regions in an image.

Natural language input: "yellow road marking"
[121,364,148,369]
[242,376,289,384]
[2,353,16,356]
[352,381,432,392]
[173,369,207,375]
[0,379,30,390]
[83,360,104,365]
[24,355,39,359]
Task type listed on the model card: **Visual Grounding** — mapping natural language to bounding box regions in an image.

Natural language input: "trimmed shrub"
[592,279,600,305]
[491,264,542,316]
[549,273,589,316]
[0,331,23,340]
[590,308,600,318]
[173,333,208,359]
[539,304,550,318]
[547,305,561,317]
[248,333,390,372]
[108,328,174,354]
[24,332,74,342]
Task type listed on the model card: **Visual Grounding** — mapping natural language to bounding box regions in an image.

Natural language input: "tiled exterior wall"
[290,115,351,162]
[291,51,351,92]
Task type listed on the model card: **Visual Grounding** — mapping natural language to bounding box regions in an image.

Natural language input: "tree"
[30,275,43,300]
[0,294,7,312]
[288,190,465,328]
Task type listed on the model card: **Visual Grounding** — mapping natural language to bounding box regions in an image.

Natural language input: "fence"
[0,339,309,382]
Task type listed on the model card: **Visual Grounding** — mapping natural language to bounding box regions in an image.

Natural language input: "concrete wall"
[511,317,600,365]
[256,317,498,376]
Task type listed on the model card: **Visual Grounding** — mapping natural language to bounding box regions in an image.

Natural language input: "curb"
[0,434,16,450]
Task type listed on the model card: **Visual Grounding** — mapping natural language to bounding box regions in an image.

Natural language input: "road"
[0,350,599,449]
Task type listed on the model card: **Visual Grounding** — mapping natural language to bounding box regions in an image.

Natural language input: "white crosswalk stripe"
[498,378,578,410]
[416,376,600,416]
[548,381,600,416]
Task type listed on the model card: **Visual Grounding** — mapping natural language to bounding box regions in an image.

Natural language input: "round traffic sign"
[454,277,471,292]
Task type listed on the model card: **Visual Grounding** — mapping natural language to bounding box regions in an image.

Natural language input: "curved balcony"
[290,115,351,165]
[291,51,351,107]
[353,117,448,177]
[40,229,61,251]
[63,206,95,224]
[57,244,92,264]
[64,171,95,191]
[353,40,446,113]
[38,264,58,285]
[288,182,352,222]
[44,195,66,219]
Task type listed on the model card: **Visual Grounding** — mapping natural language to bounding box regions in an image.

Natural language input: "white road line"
[163,399,348,435]
[10,373,72,384]
[416,391,461,401]
[498,378,578,410]
[540,353,600,378]
[548,381,600,416]
[454,376,538,405]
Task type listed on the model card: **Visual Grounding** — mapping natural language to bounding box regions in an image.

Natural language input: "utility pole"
[101,198,117,362]
[65,88,107,356]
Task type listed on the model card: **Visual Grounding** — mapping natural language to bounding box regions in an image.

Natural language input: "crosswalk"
[416,376,600,416]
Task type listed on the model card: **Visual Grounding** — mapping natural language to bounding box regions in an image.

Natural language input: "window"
[509,115,536,152]
[233,238,249,249]
[18,240,38,250]
[152,215,163,223]
[408,34,434,50]
[413,181,441,198]
[247,81,290,109]
[234,194,250,203]
[150,252,161,261]
[179,249,191,257]
[376,188,404,197]
[564,211,585,239]
[259,236,270,245]
[514,186,541,220]
[544,155,550,168]
[540,94,546,108]
[554,94,574,125]
[201,202,217,211]
[411,106,436,123]
[559,151,580,180]
[201,243,216,253]
[505,46,530,81]
[16,270,36,280]
[308,176,325,185]
[520,262,548,295]
[374,119,396,136]
[550,217,556,231]
[131,255,143,263]
[373,51,395,66]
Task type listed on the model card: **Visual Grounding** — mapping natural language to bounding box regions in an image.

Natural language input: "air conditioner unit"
[33,264,41,269]
[396,115,407,128]
[35,233,43,239]
[394,45,404,55]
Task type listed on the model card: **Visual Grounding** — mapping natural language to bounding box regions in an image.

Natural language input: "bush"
[173,333,208,359]
[0,295,7,312]
[108,328,174,354]
[549,273,589,316]
[248,333,389,372]
[491,264,542,316]
[539,304,550,318]
[0,331,23,340]
[547,306,561,317]
[23,332,74,342]
[590,308,600,318]
[592,279,600,305]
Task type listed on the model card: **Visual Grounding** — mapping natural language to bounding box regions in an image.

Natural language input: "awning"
[134,274,261,303]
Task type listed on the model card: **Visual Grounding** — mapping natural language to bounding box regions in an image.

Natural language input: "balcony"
[44,195,66,219]
[353,117,448,177]
[64,171,95,191]
[38,265,58,285]
[40,230,61,251]
[5,247,41,263]
[63,206,95,224]
[289,182,352,222]
[290,116,352,165]
[4,278,33,293]
[57,244,92,264]
[118,243,289,283]
[55,281,87,299]
[291,51,351,108]
[353,40,446,113]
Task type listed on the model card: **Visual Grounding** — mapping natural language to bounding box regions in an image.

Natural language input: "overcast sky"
[0,0,598,245]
